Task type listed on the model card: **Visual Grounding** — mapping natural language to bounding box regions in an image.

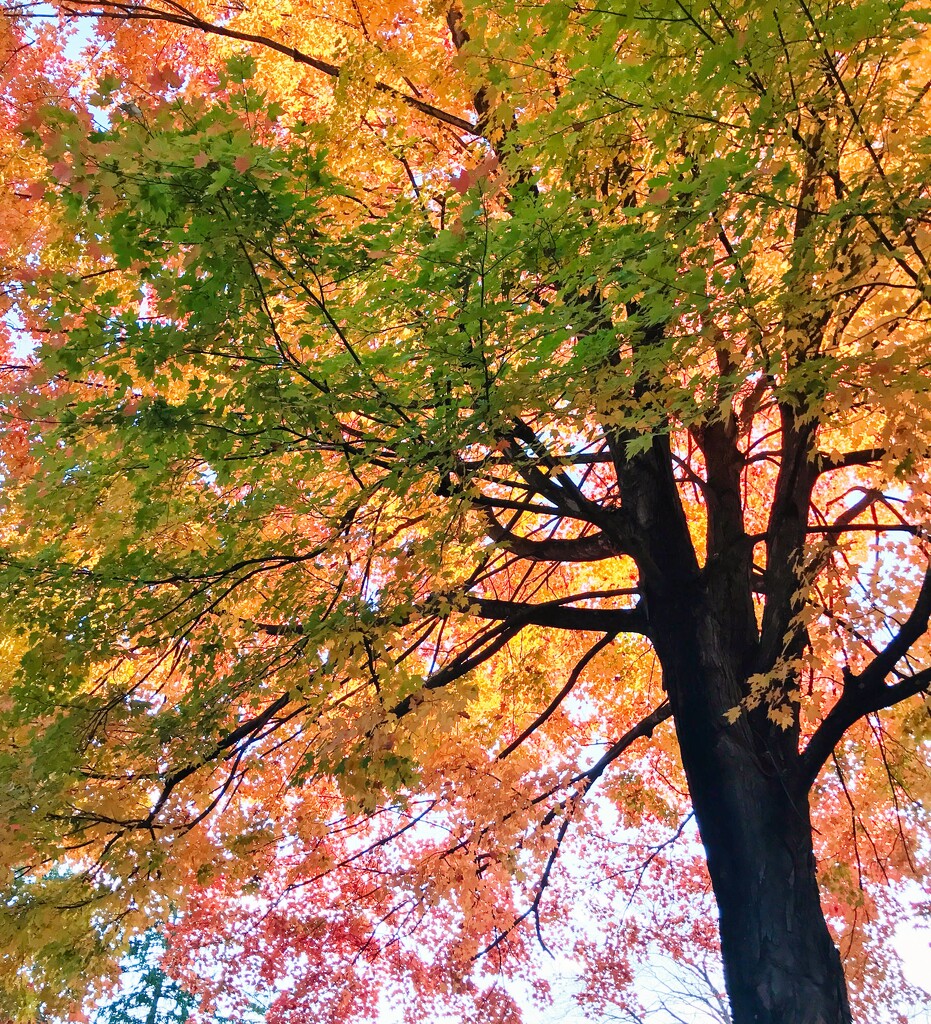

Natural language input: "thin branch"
[388,623,522,719]
[56,0,478,135]
[247,590,647,639]
[572,701,673,787]
[497,631,618,760]
[798,566,931,792]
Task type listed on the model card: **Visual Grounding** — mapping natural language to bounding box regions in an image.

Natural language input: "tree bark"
[604,351,852,1021]
[651,585,852,1024]
[692,764,851,1024]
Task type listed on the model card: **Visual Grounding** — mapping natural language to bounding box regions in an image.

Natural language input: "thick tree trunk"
[653,594,852,1024]
[607,411,851,1021]
[681,722,851,1024]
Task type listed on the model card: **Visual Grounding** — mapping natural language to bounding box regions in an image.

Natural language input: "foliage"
[1,0,930,1021]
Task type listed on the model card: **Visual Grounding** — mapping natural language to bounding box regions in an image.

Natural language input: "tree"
[91,927,265,1024]
[1,0,930,1022]
[93,930,197,1024]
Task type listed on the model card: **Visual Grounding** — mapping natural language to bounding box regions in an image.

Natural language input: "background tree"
[1,1,930,1023]
[93,931,197,1024]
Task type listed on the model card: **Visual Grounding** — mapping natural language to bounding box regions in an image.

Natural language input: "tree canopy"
[1,1,930,1022]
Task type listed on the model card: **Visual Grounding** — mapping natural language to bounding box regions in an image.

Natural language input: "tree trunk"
[681,721,851,1024]
[653,593,852,1024]
[610,422,852,1022]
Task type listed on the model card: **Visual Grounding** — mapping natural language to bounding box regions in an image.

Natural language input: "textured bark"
[652,592,852,1024]
[695,764,851,1024]
[609,411,852,1024]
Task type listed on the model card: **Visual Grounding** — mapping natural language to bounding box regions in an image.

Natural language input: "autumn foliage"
[1,1,931,1022]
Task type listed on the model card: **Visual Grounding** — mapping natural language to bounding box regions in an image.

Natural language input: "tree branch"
[56,0,478,135]
[497,632,618,760]
[482,507,631,562]
[797,566,931,792]
[473,597,647,635]
[815,448,886,474]
[572,701,673,787]
[246,590,646,639]
[388,623,521,719]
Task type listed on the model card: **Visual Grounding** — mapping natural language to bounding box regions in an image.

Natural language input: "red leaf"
[451,169,472,194]
[162,65,184,89]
